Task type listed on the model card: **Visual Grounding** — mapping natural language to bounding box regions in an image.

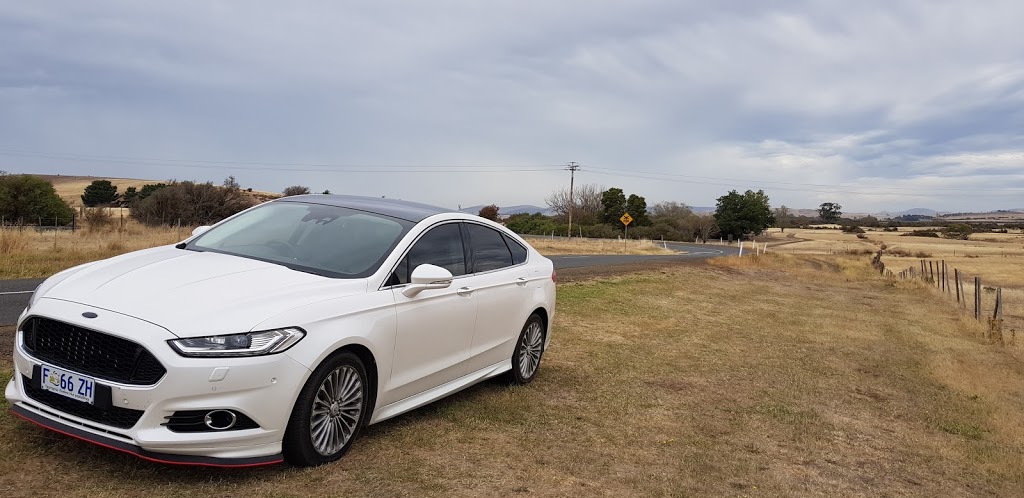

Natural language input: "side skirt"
[369,360,511,424]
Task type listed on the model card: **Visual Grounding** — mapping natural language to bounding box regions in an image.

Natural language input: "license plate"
[39,364,96,405]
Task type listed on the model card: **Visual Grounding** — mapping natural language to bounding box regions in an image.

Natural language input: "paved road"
[0,241,736,326]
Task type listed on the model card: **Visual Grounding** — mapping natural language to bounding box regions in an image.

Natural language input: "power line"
[2,147,1020,197]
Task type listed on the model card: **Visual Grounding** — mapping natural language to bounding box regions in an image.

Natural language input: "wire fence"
[876,252,1008,340]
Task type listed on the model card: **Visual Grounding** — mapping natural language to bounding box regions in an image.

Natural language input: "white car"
[5,195,556,467]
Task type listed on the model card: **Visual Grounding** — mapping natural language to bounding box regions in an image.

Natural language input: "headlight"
[168,328,306,357]
[28,285,42,309]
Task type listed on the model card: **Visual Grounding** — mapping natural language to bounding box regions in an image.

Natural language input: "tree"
[0,174,74,225]
[713,189,775,239]
[545,184,603,225]
[121,186,138,205]
[478,204,500,221]
[818,202,842,223]
[138,183,168,201]
[81,180,119,206]
[625,194,651,226]
[774,205,791,232]
[693,214,719,243]
[282,185,311,196]
[600,188,627,224]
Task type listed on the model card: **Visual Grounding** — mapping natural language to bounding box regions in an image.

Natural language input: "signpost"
[620,213,632,250]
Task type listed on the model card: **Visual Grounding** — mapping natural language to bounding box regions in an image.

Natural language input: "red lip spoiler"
[9,405,284,468]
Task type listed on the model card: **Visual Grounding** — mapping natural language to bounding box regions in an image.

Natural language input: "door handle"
[515,277,528,286]
[457,286,474,297]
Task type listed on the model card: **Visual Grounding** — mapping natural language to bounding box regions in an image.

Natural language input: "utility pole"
[566,162,579,238]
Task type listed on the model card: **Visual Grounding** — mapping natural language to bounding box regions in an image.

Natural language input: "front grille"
[21,317,166,386]
[23,375,144,429]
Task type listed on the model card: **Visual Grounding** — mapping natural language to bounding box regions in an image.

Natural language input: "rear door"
[385,222,477,405]
[462,223,532,372]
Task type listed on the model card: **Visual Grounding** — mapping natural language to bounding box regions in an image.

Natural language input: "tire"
[283,351,369,466]
[508,313,545,384]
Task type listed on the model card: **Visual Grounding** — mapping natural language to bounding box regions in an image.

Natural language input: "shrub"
[282,185,311,196]
[856,233,868,239]
[902,230,940,238]
[131,179,256,227]
[84,207,113,231]
[943,223,973,240]
[842,225,865,234]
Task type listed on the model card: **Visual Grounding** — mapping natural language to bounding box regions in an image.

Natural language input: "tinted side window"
[392,223,466,284]
[467,224,513,272]
[503,234,528,265]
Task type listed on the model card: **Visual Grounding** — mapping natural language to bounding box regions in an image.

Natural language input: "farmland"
[767,227,1024,340]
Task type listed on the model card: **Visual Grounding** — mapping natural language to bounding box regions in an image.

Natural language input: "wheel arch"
[328,343,379,423]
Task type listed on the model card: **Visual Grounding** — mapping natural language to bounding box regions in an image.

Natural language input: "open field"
[2,254,1023,496]
[769,227,1024,343]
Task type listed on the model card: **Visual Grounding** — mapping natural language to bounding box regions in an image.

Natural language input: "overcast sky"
[2,1,1022,213]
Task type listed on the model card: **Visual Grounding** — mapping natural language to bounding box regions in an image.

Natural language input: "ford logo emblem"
[82,312,98,319]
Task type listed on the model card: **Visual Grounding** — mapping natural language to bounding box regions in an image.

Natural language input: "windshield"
[188,201,414,278]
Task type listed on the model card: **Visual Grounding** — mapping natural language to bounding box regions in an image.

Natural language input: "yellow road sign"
[620,213,633,226]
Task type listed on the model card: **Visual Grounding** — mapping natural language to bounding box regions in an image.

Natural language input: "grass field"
[769,227,1024,339]
[2,254,1023,496]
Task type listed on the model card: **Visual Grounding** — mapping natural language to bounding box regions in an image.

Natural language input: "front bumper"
[5,300,312,466]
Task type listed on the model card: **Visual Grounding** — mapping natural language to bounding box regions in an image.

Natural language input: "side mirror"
[402,264,453,297]
[191,226,212,237]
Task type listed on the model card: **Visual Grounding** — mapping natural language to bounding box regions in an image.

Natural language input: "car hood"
[39,246,368,337]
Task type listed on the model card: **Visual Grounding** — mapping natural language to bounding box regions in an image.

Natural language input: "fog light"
[204,410,237,430]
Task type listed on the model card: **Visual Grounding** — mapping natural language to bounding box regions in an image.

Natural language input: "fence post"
[738,241,744,257]
[974,277,981,321]
[993,288,1002,323]
[953,269,958,304]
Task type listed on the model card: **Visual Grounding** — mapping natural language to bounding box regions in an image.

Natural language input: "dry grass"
[0,223,190,279]
[523,236,676,255]
[2,254,1024,496]
[767,228,1024,339]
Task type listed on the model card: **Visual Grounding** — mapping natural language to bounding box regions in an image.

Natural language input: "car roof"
[274,194,454,222]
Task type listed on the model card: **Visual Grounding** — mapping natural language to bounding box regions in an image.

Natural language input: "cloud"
[0,0,1022,212]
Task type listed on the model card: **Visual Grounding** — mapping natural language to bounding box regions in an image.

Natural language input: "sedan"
[5,195,556,467]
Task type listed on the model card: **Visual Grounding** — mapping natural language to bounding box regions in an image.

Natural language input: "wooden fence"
[876,253,1006,337]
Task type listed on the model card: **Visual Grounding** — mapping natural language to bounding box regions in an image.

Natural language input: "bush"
[943,223,973,240]
[282,185,311,196]
[902,230,940,238]
[841,225,865,233]
[131,179,257,227]
[856,233,868,239]
[83,207,113,231]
